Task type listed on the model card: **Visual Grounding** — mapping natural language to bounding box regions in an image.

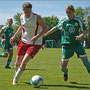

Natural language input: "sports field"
[0,48,90,90]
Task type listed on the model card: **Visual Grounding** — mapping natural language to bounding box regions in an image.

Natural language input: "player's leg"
[75,44,90,74]
[13,53,32,85]
[13,45,41,85]
[0,42,8,57]
[61,60,69,81]
[0,41,4,57]
[61,45,74,81]
[15,55,24,72]
[5,48,13,68]
[80,57,90,74]
[14,40,26,72]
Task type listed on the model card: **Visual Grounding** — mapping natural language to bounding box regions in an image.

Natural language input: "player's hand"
[30,36,38,43]
[1,39,6,42]
[75,36,82,40]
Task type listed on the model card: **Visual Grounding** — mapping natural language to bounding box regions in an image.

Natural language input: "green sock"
[5,57,12,67]
[60,66,68,74]
[0,53,4,57]
[82,58,90,74]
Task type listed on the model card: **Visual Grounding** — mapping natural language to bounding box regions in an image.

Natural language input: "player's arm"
[0,30,6,42]
[44,20,63,37]
[10,26,22,44]
[30,15,48,43]
[75,18,89,40]
[44,27,58,37]
[75,30,89,40]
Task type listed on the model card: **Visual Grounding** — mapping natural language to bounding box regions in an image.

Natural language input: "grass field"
[0,48,90,90]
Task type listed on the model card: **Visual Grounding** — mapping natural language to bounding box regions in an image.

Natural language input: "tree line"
[0,6,90,48]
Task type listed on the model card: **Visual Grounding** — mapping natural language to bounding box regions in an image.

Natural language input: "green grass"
[0,48,90,90]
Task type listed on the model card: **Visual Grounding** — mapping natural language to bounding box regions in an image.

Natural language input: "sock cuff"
[60,66,68,74]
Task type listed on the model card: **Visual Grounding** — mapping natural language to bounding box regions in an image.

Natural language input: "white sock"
[14,68,24,81]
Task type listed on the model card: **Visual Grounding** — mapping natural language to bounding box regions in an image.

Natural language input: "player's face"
[66,9,75,19]
[23,8,32,17]
[8,19,13,26]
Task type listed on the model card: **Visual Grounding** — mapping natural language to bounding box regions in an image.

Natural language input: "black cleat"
[5,66,11,69]
[63,73,68,81]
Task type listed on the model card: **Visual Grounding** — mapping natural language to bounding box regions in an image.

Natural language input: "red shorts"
[17,40,41,58]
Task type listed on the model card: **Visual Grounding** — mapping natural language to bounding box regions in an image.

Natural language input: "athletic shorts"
[62,43,87,61]
[17,40,41,58]
[0,41,13,53]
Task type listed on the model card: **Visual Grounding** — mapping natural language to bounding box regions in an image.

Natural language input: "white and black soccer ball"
[30,75,43,88]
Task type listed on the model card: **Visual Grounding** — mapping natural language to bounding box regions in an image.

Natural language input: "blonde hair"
[6,18,13,24]
[66,5,75,12]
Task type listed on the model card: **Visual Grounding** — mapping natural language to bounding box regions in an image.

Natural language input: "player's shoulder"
[33,13,39,16]
[59,16,68,24]
[2,25,9,30]
[33,12,41,17]
[74,16,83,23]
[61,16,68,21]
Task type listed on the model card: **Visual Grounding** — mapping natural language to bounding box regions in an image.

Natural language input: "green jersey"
[55,16,87,45]
[1,25,14,43]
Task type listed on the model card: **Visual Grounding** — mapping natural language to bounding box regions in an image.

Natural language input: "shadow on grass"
[11,68,46,71]
[25,68,46,71]
[69,81,90,85]
[25,82,90,89]
[42,84,90,89]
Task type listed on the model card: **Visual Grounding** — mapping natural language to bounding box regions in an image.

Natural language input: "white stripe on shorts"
[79,54,87,57]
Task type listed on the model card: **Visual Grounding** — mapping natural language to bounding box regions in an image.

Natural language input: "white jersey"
[20,12,42,45]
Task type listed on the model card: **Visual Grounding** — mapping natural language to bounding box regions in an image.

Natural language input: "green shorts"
[62,43,87,61]
[0,41,13,53]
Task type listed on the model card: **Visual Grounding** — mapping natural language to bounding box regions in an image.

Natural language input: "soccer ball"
[30,75,43,88]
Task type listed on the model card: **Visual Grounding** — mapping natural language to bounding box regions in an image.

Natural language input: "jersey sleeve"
[55,18,66,30]
[79,18,87,32]
[1,25,8,32]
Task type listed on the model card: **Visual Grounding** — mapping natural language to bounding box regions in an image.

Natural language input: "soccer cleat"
[5,66,11,69]
[63,73,68,81]
[12,79,18,86]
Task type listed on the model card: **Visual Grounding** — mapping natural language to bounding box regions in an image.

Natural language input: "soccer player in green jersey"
[0,18,14,68]
[45,5,90,81]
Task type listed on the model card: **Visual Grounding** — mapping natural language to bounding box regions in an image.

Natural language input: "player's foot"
[63,73,68,81]
[5,66,11,69]
[13,79,18,86]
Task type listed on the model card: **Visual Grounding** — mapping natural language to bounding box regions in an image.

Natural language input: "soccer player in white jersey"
[44,5,90,81]
[10,2,48,85]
